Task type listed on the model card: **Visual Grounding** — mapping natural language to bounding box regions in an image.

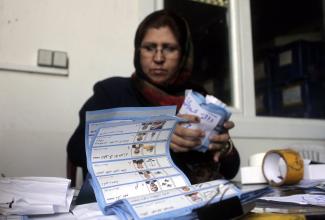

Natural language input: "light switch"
[53,51,68,68]
[37,49,53,67]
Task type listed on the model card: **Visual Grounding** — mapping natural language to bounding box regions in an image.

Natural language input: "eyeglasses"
[140,43,180,59]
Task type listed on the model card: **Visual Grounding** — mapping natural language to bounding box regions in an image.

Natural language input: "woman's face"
[140,26,181,85]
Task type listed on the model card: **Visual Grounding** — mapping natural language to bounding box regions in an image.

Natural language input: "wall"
[0,0,139,180]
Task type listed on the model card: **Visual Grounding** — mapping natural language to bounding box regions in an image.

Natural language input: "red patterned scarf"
[132,74,186,110]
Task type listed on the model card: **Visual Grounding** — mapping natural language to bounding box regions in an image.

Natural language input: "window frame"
[139,0,325,140]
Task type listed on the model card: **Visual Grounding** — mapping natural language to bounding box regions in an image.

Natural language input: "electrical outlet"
[37,49,53,67]
[53,51,68,68]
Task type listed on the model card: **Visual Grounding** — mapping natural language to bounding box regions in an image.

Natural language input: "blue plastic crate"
[272,79,325,119]
[255,80,274,116]
[254,56,274,82]
[271,40,324,83]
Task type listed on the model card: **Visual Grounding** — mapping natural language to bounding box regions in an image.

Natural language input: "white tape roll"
[249,153,266,167]
[240,166,267,184]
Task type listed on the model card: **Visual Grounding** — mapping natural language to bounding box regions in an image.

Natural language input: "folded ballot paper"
[178,90,232,152]
[84,106,269,220]
[0,176,74,216]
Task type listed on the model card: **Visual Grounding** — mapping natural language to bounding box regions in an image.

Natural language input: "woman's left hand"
[208,121,235,162]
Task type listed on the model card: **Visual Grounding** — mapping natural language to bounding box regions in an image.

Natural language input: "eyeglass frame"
[139,43,181,59]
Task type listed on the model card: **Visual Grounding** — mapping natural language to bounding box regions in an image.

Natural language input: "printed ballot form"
[84,106,262,220]
[89,118,189,204]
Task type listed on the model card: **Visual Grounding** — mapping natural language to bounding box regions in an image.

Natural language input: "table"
[240,184,325,220]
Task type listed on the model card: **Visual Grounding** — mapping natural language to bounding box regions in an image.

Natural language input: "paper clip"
[0,198,14,208]
[204,183,232,207]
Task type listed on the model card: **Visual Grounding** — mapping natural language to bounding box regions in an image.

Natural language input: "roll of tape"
[262,149,304,186]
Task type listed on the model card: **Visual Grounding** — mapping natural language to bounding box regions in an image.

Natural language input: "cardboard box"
[303,164,325,180]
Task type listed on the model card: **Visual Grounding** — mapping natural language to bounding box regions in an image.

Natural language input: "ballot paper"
[178,90,232,152]
[0,216,27,220]
[72,202,124,220]
[0,177,74,216]
[260,194,325,207]
[85,106,268,220]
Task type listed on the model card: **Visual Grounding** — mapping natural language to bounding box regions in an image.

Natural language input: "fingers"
[177,114,200,123]
[170,115,204,152]
[170,139,191,152]
[174,122,204,139]
[206,120,234,152]
[170,132,202,152]
[223,120,234,130]
[208,130,232,161]
[209,133,230,144]
[171,116,235,156]
[213,151,222,162]
[209,140,228,162]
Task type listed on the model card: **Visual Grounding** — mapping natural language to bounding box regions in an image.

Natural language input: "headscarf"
[131,10,194,110]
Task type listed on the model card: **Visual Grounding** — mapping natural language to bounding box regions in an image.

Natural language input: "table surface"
[239,184,325,220]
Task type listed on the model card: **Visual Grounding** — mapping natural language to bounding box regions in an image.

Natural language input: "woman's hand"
[208,121,235,162]
[170,114,205,152]
[170,115,235,161]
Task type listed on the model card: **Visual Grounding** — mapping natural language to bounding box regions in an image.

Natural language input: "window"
[164,0,233,106]
[139,0,325,140]
[251,0,325,119]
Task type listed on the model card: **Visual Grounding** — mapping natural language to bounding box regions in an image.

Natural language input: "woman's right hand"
[170,114,205,152]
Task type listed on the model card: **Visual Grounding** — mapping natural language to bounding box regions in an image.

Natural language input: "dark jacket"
[67,77,240,184]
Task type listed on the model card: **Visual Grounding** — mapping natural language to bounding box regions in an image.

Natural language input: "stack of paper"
[0,176,74,216]
[72,202,119,220]
[260,194,325,207]
[178,90,232,152]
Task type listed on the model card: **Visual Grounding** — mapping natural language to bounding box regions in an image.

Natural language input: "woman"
[67,9,240,185]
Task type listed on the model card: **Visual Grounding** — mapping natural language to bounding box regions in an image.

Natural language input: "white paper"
[72,203,120,220]
[0,216,27,220]
[0,177,73,215]
[28,213,76,220]
[260,194,325,207]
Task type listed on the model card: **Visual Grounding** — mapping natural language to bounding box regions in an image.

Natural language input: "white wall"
[0,0,139,178]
